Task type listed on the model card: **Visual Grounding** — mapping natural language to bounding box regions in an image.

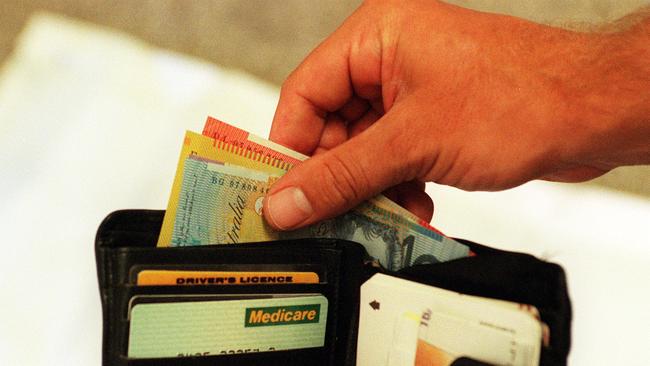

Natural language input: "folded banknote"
[158,118,471,270]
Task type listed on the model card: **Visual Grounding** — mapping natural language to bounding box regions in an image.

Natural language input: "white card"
[356,274,542,366]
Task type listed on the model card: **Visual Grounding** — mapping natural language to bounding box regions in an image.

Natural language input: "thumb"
[263,115,413,230]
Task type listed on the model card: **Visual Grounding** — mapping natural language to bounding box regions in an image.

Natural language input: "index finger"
[269,27,354,155]
[270,4,383,155]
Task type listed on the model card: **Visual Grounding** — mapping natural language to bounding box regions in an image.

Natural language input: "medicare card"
[128,294,328,358]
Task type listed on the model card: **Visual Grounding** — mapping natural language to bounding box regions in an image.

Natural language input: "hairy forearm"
[575,10,650,167]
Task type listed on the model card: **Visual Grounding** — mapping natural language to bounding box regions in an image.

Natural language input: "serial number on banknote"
[211,176,269,194]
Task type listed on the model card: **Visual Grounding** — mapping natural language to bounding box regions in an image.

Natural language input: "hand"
[263,0,650,230]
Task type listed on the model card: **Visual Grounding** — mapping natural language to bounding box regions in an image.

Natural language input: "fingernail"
[266,187,313,230]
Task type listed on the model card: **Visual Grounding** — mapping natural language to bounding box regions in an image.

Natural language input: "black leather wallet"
[96,209,572,366]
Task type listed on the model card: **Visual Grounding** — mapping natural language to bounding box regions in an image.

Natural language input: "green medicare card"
[127,294,328,358]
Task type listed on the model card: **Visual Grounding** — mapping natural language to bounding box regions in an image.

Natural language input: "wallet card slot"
[115,282,339,364]
[107,244,343,286]
[118,283,332,306]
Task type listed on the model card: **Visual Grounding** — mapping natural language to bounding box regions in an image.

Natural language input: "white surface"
[0,13,648,366]
[0,14,278,366]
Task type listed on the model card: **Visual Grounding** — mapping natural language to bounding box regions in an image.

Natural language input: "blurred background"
[0,1,648,365]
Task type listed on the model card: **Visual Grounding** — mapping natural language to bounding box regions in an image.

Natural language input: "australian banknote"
[202,117,427,226]
[157,129,423,247]
[171,156,470,270]
[157,130,288,246]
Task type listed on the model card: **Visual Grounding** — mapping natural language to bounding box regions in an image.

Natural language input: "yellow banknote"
[157,131,286,246]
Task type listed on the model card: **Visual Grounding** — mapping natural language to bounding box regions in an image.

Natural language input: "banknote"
[170,156,469,270]
[170,156,277,246]
[164,120,435,235]
[127,294,328,358]
[157,131,288,246]
[203,116,305,166]
[202,117,426,225]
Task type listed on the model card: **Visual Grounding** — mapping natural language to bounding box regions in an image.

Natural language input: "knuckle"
[279,77,296,98]
[280,68,305,98]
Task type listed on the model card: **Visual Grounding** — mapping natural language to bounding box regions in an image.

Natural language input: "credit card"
[127,294,328,358]
[136,270,320,286]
